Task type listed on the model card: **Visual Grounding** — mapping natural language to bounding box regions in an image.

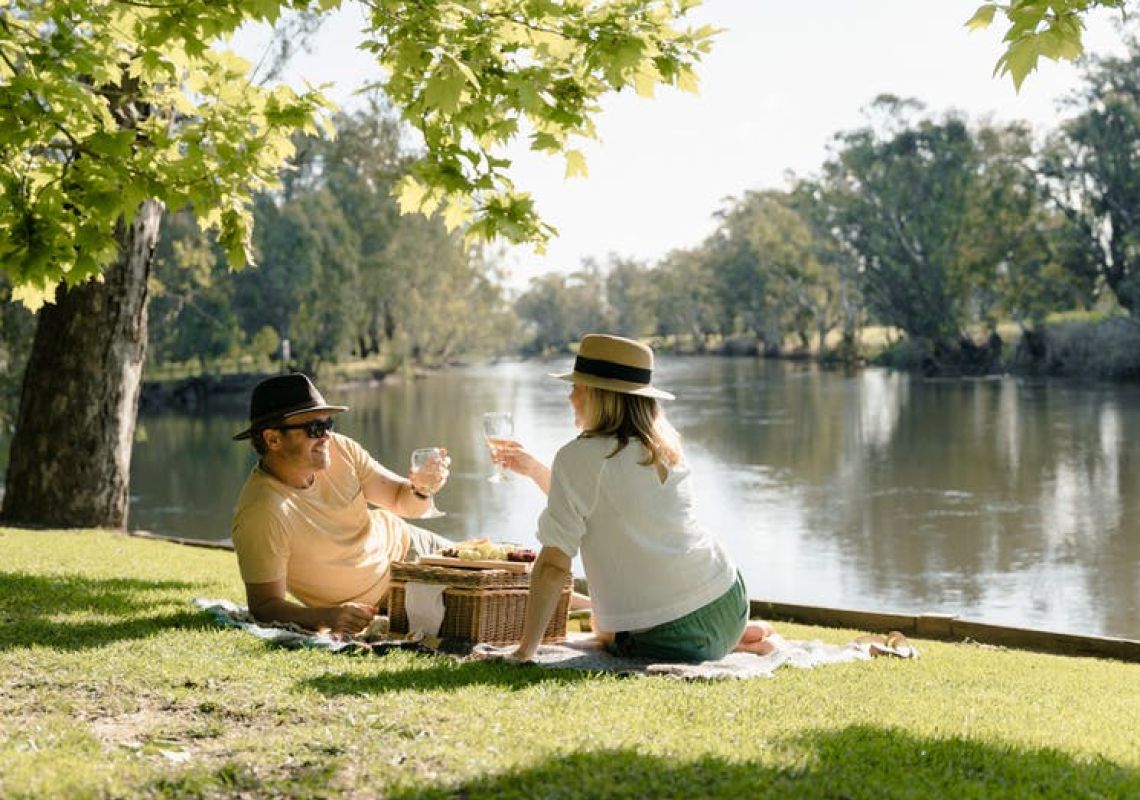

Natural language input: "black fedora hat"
[232,373,348,441]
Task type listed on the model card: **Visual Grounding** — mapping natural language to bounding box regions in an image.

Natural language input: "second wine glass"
[410,447,446,518]
[482,411,514,483]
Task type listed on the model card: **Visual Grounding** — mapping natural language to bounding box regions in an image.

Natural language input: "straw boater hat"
[551,334,674,400]
[232,373,348,441]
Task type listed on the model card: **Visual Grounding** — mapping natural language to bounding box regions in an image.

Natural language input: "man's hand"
[320,602,377,636]
[409,448,451,496]
[246,580,378,636]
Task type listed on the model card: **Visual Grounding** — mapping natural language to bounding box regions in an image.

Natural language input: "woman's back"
[537,435,736,632]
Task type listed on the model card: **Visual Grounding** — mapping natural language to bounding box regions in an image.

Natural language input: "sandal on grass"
[854,631,919,659]
[885,630,918,658]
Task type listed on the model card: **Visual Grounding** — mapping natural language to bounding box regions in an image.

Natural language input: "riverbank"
[138,358,428,413]
[650,314,1140,380]
[134,315,1140,414]
[2,527,1139,798]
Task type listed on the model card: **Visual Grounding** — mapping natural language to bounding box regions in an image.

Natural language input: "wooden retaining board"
[752,599,1140,664]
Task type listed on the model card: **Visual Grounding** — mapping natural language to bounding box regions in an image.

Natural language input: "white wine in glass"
[482,411,514,483]
[410,447,446,518]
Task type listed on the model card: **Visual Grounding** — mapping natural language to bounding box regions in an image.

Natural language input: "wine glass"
[410,447,446,518]
[482,411,514,483]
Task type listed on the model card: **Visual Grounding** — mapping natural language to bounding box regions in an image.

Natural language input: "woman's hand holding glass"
[409,447,450,518]
[482,411,514,483]
[491,441,552,495]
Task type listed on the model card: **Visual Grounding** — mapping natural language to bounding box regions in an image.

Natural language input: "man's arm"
[245,579,375,635]
[361,463,437,518]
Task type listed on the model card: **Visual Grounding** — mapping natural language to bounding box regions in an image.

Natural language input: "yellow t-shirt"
[231,433,411,608]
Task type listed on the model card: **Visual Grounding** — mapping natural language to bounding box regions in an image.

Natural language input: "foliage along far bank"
[131,311,1140,421]
[514,41,1140,380]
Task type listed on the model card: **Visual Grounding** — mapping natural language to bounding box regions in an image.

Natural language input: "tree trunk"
[2,200,163,529]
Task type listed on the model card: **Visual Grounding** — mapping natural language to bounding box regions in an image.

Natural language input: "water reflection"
[12,357,1140,641]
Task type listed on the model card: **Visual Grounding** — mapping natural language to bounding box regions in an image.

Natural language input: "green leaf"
[443,51,481,91]
[85,131,135,159]
[965,4,997,31]
[676,67,700,94]
[422,68,466,114]
[442,195,472,231]
[634,62,662,98]
[530,131,562,152]
[11,279,55,312]
[1002,36,1041,90]
[395,175,429,214]
[564,149,588,179]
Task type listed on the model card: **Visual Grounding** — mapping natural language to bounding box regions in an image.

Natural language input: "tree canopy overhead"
[368,0,715,248]
[0,1,333,310]
[0,0,714,310]
[969,0,1128,89]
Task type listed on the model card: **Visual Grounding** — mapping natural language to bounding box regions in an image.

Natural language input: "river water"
[78,358,1140,640]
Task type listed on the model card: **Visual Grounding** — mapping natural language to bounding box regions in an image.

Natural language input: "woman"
[499,334,780,662]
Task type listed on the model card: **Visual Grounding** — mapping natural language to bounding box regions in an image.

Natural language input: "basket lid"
[391,561,532,589]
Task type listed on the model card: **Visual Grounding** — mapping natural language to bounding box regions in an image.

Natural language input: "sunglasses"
[274,417,336,439]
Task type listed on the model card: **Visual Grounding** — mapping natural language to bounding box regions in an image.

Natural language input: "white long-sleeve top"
[536,435,737,632]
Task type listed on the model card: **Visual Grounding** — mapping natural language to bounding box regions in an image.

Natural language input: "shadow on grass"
[302,657,598,695]
[379,725,1139,800]
[0,570,210,652]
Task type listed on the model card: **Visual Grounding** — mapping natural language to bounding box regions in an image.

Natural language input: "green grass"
[1,527,1138,799]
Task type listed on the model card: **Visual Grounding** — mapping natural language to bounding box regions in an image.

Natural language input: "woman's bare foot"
[592,628,615,647]
[735,638,778,656]
[735,620,781,655]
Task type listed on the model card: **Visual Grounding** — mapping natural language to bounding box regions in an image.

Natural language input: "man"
[231,373,451,635]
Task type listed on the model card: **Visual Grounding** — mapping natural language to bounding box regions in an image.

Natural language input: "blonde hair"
[580,385,682,471]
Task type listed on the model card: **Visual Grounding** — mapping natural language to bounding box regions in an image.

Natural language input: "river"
[39,357,1140,641]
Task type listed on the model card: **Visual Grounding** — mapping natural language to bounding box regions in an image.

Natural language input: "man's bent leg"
[404,523,454,561]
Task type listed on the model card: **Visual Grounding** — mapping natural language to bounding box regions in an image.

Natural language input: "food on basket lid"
[436,540,535,563]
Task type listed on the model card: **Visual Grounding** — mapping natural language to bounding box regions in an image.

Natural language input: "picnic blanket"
[470,636,882,679]
[192,598,918,680]
[192,598,431,655]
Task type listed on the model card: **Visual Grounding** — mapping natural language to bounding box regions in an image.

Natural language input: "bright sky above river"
[234,1,1130,288]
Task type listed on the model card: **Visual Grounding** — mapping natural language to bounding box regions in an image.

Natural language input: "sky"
[234,1,1130,289]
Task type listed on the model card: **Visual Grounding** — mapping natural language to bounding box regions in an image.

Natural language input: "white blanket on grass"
[193,599,916,679]
[472,634,877,679]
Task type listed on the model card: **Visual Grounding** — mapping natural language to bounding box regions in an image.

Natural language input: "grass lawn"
[1,527,1138,799]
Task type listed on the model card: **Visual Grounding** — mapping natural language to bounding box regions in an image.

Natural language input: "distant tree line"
[142,97,520,376]
[516,43,1140,375]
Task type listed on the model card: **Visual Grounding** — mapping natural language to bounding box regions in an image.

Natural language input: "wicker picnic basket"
[387,562,571,645]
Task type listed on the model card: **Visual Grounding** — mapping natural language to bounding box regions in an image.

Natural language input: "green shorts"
[609,572,749,663]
